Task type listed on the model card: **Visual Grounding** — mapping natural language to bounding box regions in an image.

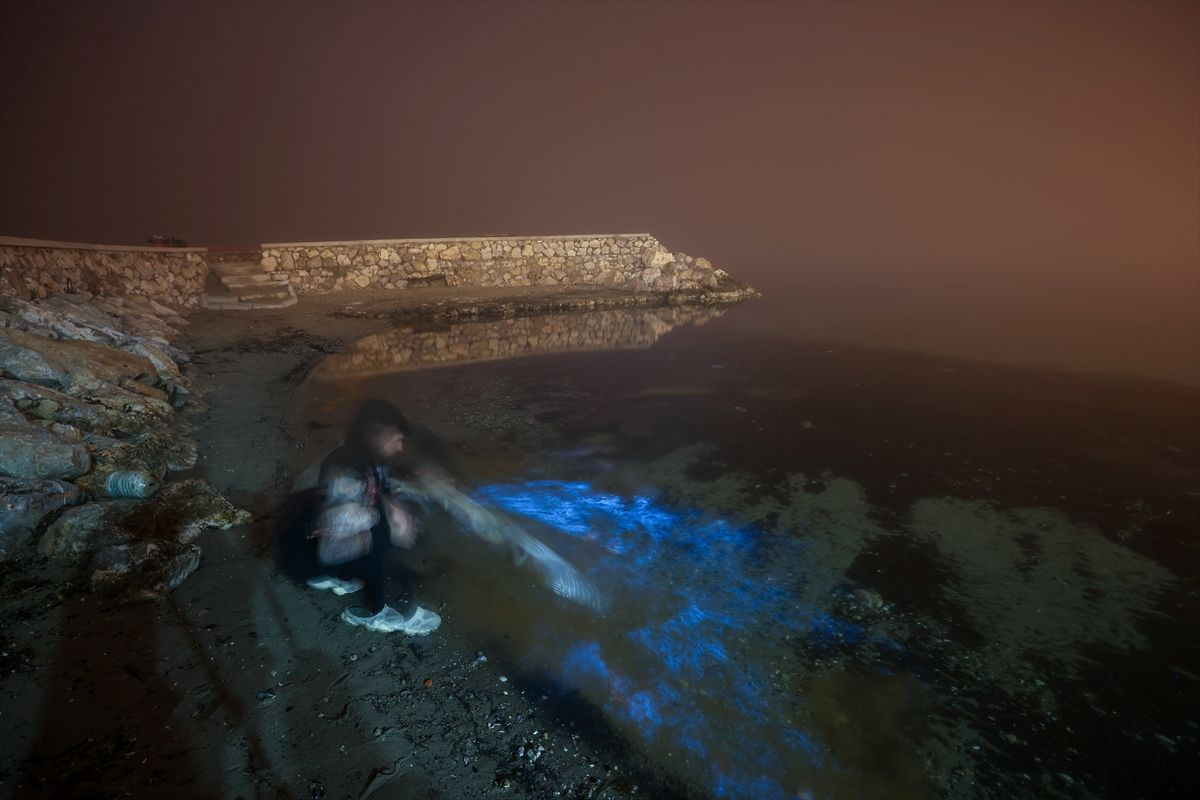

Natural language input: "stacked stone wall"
[0,238,208,309]
[261,234,732,295]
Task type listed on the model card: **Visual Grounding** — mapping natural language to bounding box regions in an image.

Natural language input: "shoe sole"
[340,609,440,635]
[309,579,363,596]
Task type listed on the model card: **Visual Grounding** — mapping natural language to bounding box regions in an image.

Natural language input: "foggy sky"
[1,0,1197,302]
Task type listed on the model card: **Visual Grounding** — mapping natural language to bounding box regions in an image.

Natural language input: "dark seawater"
[300,300,1199,800]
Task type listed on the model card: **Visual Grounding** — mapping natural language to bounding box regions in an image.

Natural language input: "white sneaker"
[307,576,365,596]
[340,604,442,635]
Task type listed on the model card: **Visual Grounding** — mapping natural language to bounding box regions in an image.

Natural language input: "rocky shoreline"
[1,294,249,600]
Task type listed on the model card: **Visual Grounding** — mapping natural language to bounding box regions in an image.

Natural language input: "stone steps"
[200,287,298,310]
[220,274,284,289]
[202,258,298,310]
[213,261,270,278]
[235,285,292,302]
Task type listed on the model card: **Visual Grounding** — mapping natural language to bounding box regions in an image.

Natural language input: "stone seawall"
[261,234,745,296]
[0,237,209,309]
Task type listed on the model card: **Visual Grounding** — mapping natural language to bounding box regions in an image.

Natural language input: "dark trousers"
[274,490,403,614]
[328,522,395,613]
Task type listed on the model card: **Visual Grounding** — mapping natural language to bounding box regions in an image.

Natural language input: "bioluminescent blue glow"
[474,480,901,799]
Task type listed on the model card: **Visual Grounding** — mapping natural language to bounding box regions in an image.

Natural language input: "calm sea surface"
[301,298,1199,799]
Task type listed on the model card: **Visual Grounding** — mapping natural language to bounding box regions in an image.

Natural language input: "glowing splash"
[474,480,897,798]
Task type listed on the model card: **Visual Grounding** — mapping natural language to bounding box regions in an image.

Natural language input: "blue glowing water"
[474,480,897,798]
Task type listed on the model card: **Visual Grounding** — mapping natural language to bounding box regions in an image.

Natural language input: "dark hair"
[348,399,410,450]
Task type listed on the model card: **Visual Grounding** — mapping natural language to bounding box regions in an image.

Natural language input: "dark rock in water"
[90,541,203,602]
[0,478,84,560]
[38,500,139,561]
[0,422,92,481]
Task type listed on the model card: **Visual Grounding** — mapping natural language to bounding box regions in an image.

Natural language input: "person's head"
[348,399,411,460]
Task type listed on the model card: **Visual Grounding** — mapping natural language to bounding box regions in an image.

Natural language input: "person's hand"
[383,496,418,548]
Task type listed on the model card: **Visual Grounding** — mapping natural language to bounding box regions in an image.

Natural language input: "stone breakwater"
[0,294,249,601]
[1,237,208,308]
[310,304,727,380]
[262,234,754,296]
[1,233,758,307]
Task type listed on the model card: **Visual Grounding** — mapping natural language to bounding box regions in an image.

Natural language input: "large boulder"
[39,480,249,561]
[0,294,127,346]
[150,479,251,542]
[68,381,175,436]
[91,296,183,344]
[0,378,117,435]
[38,500,139,561]
[0,478,85,560]
[640,244,674,270]
[0,328,158,392]
[0,329,70,387]
[99,478,251,542]
[125,340,195,408]
[0,422,92,481]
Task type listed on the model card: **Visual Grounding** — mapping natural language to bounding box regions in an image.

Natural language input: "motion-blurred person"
[306,399,441,634]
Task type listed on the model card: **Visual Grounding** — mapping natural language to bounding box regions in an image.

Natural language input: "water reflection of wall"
[309,305,725,380]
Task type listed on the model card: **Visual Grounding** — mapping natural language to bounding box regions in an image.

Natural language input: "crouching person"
[308,399,441,635]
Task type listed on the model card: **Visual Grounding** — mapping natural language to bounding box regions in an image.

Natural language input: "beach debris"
[104,469,159,498]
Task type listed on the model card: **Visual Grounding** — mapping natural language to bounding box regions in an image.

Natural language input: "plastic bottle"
[105,470,159,498]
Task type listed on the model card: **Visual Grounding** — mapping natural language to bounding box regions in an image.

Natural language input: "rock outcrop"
[0,293,248,601]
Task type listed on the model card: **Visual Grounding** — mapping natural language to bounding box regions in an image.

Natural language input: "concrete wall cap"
[260,234,655,248]
[0,236,208,254]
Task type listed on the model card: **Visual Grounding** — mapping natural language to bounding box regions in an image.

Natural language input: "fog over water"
[2,0,1197,380]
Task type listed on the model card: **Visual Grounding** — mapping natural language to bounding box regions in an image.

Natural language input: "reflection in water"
[310,305,727,380]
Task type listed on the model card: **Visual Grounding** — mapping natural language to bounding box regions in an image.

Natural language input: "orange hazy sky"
[1,0,1197,307]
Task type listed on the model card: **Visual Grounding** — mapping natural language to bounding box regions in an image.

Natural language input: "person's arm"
[381,494,417,548]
